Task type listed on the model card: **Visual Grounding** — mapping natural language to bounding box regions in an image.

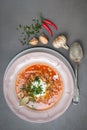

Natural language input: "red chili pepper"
[42,22,53,36]
[44,19,58,30]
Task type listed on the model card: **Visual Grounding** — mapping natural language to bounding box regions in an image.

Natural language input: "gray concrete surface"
[0,0,87,130]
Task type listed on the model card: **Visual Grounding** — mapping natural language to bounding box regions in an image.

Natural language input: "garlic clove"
[39,34,48,44]
[29,37,38,46]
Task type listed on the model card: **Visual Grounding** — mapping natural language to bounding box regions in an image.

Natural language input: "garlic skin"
[39,35,48,44]
[29,37,38,46]
[53,35,69,49]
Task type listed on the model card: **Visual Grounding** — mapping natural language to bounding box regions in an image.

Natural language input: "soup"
[15,63,63,110]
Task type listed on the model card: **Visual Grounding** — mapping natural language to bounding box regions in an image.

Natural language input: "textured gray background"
[0,0,87,130]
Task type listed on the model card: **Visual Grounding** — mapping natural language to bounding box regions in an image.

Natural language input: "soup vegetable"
[16,63,63,110]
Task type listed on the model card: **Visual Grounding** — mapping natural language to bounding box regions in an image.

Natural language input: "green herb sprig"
[16,18,42,45]
[22,77,43,97]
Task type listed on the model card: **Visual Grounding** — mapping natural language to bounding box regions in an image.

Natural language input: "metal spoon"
[69,42,83,104]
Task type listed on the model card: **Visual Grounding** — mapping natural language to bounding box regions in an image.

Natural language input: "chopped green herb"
[17,18,42,45]
[34,76,39,81]
[22,77,43,97]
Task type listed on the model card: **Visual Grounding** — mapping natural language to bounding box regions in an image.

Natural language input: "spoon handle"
[73,64,80,104]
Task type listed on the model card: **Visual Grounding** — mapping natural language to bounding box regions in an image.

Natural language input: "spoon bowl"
[69,42,83,104]
[70,42,83,63]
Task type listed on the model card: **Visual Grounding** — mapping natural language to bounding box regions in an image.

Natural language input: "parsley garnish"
[22,77,43,97]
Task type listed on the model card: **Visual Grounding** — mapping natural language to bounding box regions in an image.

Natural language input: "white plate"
[3,47,75,123]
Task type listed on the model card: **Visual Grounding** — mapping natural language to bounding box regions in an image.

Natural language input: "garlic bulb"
[53,35,69,49]
[29,37,38,46]
[39,34,48,44]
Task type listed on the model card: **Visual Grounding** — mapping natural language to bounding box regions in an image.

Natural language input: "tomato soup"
[15,63,63,110]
